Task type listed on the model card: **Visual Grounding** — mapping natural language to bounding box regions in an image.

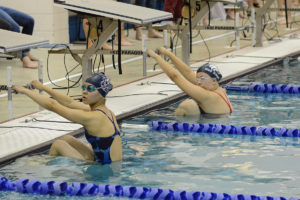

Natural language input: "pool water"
[0,61,300,199]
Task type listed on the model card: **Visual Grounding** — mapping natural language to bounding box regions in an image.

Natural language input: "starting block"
[0,29,49,58]
[54,0,173,81]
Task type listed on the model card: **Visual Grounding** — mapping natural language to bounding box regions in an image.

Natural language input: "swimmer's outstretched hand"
[12,85,26,94]
[146,49,157,58]
[147,47,169,58]
[158,47,168,55]
[31,80,44,91]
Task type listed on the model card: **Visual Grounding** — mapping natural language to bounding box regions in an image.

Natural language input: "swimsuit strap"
[94,109,113,123]
[212,90,233,114]
[93,109,120,135]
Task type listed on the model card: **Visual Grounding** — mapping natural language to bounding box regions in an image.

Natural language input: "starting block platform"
[0,30,49,54]
[54,0,173,81]
[54,0,172,25]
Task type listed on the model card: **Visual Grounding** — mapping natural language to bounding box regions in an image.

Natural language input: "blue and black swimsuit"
[84,109,120,164]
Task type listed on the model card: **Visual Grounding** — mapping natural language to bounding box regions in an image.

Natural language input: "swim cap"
[85,72,113,97]
[196,63,222,82]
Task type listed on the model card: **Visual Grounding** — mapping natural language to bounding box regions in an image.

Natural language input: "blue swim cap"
[85,72,113,97]
[196,63,222,82]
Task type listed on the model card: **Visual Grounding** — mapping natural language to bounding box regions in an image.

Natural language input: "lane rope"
[152,121,300,138]
[226,83,300,94]
[0,177,298,200]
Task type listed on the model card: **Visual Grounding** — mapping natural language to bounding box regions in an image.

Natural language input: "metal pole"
[163,29,168,60]
[142,34,147,76]
[7,66,13,120]
[87,58,93,79]
[38,60,44,110]
[82,58,93,82]
[236,12,240,50]
[163,30,168,48]
[188,0,192,53]
[181,29,190,65]
[38,61,43,91]
[251,8,255,47]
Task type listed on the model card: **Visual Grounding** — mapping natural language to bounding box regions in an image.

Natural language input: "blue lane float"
[226,83,300,94]
[152,121,300,138]
[0,177,299,200]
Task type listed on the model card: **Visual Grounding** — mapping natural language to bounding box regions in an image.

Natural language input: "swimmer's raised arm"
[147,49,180,79]
[147,49,210,102]
[158,47,196,84]
[12,85,92,125]
[31,80,90,111]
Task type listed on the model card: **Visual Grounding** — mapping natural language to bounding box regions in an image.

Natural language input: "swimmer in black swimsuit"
[147,47,233,116]
[13,72,122,164]
[84,109,121,164]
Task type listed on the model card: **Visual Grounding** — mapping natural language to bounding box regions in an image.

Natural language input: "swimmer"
[147,47,233,116]
[12,72,122,164]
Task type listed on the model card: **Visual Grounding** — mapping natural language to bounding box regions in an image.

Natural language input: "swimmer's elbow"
[169,73,180,83]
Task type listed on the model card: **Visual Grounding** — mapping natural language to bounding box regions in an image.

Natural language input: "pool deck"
[1,31,300,164]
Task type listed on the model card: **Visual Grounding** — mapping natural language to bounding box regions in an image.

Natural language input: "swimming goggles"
[195,76,209,83]
[81,85,100,92]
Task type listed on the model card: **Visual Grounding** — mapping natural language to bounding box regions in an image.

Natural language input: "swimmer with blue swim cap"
[84,72,113,97]
[13,72,122,164]
[196,63,222,82]
[147,47,233,116]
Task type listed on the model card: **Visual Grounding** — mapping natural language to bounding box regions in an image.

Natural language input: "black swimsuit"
[84,109,120,164]
[198,105,208,114]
